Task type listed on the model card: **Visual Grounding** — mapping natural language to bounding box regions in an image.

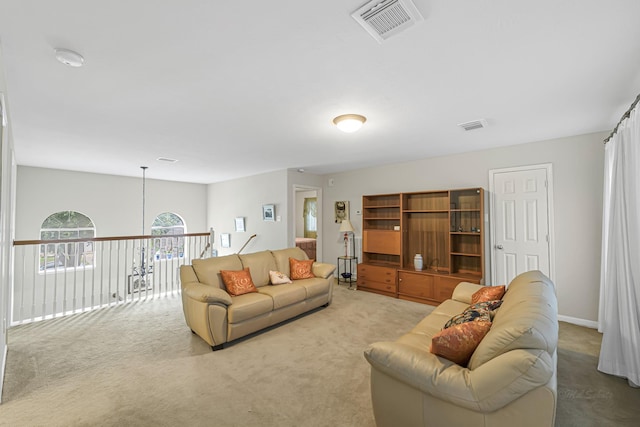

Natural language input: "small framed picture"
[335,201,349,223]
[235,217,246,232]
[220,233,231,248]
[262,204,275,221]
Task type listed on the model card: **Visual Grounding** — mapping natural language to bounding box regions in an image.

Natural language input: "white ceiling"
[1,0,640,184]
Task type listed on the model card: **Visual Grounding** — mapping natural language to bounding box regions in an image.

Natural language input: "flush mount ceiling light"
[54,48,85,67]
[333,114,367,133]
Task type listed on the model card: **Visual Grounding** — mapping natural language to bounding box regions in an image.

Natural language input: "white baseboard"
[558,314,598,329]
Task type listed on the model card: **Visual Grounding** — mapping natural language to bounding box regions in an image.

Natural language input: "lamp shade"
[339,219,355,232]
[333,114,366,133]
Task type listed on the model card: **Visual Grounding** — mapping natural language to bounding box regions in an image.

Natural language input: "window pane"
[151,212,186,260]
[40,211,96,271]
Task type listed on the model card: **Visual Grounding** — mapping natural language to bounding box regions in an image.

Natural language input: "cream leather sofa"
[179,247,336,350]
[364,270,558,427]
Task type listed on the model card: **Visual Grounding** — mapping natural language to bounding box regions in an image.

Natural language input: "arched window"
[40,211,96,272]
[151,212,186,261]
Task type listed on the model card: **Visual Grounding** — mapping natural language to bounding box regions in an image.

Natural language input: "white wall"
[10,131,604,329]
[206,169,325,259]
[0,45,15,402]
[287,171,324,259]
[15,167,208,240]
[321,132,605,324]
[207,170,289,256]
[11,167,209,324]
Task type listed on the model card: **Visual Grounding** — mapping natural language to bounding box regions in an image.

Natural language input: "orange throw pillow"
[430,321,492,366]
[471,285,506,304]
[289,258,315,280]
[220,267,258,296]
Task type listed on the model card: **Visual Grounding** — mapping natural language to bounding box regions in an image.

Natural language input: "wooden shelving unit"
[360,194,401,267]
[358,188,485,305]
[358,194,401,296]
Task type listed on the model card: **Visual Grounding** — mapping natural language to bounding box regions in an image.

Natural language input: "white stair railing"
[12,232,210,326]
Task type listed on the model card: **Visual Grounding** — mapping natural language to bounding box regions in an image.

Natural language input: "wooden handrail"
[13,232,210,246]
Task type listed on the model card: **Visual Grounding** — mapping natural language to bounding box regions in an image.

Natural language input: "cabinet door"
[357,278,397,293]
[363,230,401,255]
[434,276,461,302]
[398,272,434,299]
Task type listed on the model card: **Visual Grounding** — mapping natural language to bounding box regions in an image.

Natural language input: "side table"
[337,256,357,290]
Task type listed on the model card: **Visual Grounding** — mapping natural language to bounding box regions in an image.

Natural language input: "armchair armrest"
[183,282,233,306]
[313,262,336,279]
[364,342,553,413]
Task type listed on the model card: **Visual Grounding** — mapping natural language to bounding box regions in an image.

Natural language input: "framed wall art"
[335,200,349,223]
[262,204,275,221]
[220,233,231,248]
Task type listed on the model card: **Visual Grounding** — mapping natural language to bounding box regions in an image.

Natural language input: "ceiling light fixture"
[333,114,367,133]
[54,48,85,67]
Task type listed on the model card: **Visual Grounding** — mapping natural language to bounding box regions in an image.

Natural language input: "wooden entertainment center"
[357,188,485,306]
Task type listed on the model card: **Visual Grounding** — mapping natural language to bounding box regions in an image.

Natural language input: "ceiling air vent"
[351,0,424,43]
[458,119,488,132]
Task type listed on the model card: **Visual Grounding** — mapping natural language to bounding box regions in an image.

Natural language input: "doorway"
[489,164,555,286]
[293,186,321,261]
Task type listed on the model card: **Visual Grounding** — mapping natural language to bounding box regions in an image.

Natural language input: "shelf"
[363,194,401,210]
[403,192,449,211]
[451,252,481,257]
[403,210,449,213]
[448,271,483,281]
[363,217,400,220]
[363,260,400,267]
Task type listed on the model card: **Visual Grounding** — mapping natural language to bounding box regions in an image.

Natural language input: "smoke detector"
[458,119,489,132]
[351,0,424,43]
[54,48,85,67]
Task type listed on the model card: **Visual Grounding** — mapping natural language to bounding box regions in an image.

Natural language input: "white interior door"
[489,164,554,286]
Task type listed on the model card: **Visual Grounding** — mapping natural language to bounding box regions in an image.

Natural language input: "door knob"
[495,244,504,250]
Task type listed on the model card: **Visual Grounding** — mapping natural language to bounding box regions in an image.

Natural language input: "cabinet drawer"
[357,278,397,293]
[357,264,398,294]
[357,264,397,283]
[398,272,434,299]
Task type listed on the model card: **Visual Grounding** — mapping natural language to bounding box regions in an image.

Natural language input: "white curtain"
[598,102,640,387]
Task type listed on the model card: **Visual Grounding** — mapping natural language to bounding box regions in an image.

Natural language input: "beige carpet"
[1,283,639,426]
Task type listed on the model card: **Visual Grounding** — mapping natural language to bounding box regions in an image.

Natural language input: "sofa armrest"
[182,282,233,306]
[364,342,553,413]
[451,282,483,304]
[313,262,336,279]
